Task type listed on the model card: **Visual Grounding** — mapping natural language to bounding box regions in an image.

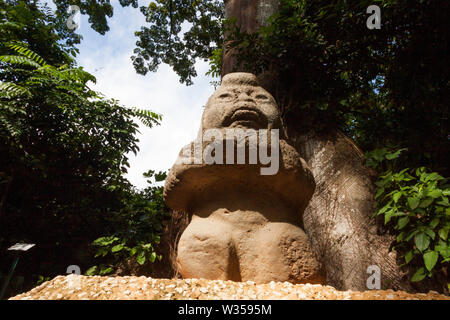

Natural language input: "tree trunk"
[292,129,412,291]
[222,0,412,291]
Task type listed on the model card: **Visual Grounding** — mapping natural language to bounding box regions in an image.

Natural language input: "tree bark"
[292,129,411,290]
[222,0,412,291]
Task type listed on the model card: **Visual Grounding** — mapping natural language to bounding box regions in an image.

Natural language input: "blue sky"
[47,1,216,188]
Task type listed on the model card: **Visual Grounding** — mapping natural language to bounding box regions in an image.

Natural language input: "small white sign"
[8,243,35,252]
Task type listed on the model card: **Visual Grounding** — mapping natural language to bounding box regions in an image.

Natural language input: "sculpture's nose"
[237,91,255,104]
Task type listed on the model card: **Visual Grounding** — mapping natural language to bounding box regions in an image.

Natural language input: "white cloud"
[74,1,216,188]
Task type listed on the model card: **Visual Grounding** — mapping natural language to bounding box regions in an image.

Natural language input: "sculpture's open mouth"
[225,106,267,129]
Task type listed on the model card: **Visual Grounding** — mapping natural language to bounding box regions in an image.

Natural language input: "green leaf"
[408,197,420,210]
[424,229,435,239]
[435,240,450,258]
[415,167,425,177]
[0,55,41,68]
[375,188,384,199]
[7,43,46,65]
[428,189,442,198]
[438,228,449,240]
[0,82,32,98]
[378,203,391,215]
[414,232,430,251]
[85,266,98,276]
[94,248,108,258]
[404,250,414,264]
[419,198,434,208]
[429,218,440,229]
[384,210,394,224]
[393,211,407,217]
[99,267,113,275]
[150,251,157,263]
[137,251,146,265]
[406,229,420,241]
[111,244,124,253]
[93,236,119,246]
[397,217,409,230]
[424,172,444,182]
[423,251,438,271]
[393,192,402,203]
[385,148,407,160]
[411,267,427,282]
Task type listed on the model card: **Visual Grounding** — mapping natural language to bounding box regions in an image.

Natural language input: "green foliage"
[0,7,162,292]
[68,0,448,174]
[0,1,81,64]
[205,48,222,79]
[51,0,225,84]
[49,0,224,84]
[36,275,51,286]
[132,0,224,85]
[132,108,162,128]
[364,147,408,171]
[205,48,222,87]
[49,0,448,172]
[6,43,46,65]
[225,0,449,173]
[0,1,168,297]
[0,42,160,146]
[52,0,139,36]
[367,148,450,283]
[87,170,169,275]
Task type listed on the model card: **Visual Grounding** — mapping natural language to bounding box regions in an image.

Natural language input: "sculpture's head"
[201,73,282,131]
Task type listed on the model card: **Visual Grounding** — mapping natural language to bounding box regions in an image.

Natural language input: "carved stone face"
[201,73,281,131]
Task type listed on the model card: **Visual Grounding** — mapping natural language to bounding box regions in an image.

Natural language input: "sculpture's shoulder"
[164,138,315,214]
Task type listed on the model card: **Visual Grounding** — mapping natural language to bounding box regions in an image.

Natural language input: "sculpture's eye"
[218,92,233,100]
[255,94,269,100]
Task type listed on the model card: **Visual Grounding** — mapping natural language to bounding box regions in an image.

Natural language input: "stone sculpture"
[164,73,323,284]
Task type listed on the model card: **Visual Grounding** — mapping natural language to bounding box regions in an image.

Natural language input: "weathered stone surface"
[164,73,323,284]
[10,275,450,300]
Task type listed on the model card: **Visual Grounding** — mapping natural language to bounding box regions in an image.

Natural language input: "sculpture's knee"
[240,223,324,284]
[177,218,240,281]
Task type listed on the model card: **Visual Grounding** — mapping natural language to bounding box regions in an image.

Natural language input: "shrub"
[365,148,449,284]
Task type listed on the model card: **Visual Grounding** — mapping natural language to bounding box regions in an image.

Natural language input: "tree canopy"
[0,0,167,296]
[49,0,448,174]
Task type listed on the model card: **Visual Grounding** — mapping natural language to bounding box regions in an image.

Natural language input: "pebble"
[8,275,450,301]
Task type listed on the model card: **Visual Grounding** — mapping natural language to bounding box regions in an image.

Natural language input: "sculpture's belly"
[177,213,324,284]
